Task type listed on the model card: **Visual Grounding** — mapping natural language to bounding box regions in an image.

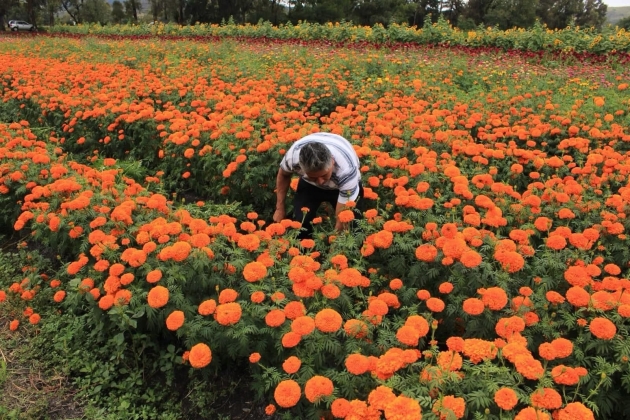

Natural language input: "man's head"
[299,142,334,185]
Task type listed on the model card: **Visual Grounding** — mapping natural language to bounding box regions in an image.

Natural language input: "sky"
[605,0,630,6]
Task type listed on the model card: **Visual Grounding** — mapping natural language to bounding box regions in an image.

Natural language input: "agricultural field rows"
[0,34,630,419]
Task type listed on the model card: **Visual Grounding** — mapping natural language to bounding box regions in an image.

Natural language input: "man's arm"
[273,167,292,222]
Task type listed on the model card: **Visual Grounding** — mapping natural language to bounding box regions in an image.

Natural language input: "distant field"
[607,6,630,23]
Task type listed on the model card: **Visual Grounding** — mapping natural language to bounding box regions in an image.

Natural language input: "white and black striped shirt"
[280,133,361,204]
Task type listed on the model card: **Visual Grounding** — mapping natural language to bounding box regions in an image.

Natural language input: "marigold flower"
[463,338,497,364]
[551,365,580,385]
[546,290,565,304]
[53,290,66,303]
[147,285,169,308]
[282,355,302,374]
[368,298,389,316]
[249,352,261,363]
[243,261,267,283]
[218,288,238,304]
[304,375,334,403]
[344,319,368,338]
[426,297,445,312]
[494,387,518,410]
[478,287,508,310]
[589,317,616,340]
[281,331,302,348]
[384,395,422,420]
[405,315,429,337]
[389,278,403,290]
[415,244,438,262]
[432,395,465,419]
[198,299,216,315]
[439,282,454,294]
[555,402,594,420]
[314,308,342,333]
[530,388,562,409]
[437,350,463,371]
[189,343,212,368]
[9,319,19,331]
[29,313,41,325]
[265,309,286,327]
[215,302,242,326]
[284,300,306,319]
[166,310,185,331]
[264,404,275,416]
[274,380,301,408]
[463,298,485,315]
[291,316,315,336]
[446,336,465,352]
[250,291,265,303]
[396,325,420,347]
[367,385,396,411]
[563,278,589,301]
[514,407,550,420]
[331,398,351,418]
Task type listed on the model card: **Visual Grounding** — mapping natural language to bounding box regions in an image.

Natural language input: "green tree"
[461,0,494,25]
[111,0,126,23]
[575,0,606,28]
[82,0,110,23]
[618,15,630,30]
[486,0,538,29]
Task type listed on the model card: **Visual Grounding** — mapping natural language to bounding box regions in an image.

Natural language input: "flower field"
[1,34,630,419]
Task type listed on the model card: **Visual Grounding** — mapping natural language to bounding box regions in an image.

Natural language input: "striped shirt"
[280,133,361,204]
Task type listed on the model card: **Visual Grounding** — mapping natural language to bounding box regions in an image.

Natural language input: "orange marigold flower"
[368,299,389,316]
[274,380,301,408]
[218,288,238,304]
[344,319,368,338]
[214,302,242,326]
[251,291,265,303]
[53,290,66,303]
[463,338,497,364]
[551,365,580,385]
[304,375,334,403]
[198,299,216,315]
[590,317,616,340]
[331,398,352,418]
[555,402,594,420]
[405,315,430,337]
[338,210,355,223]
[439,282,454,294]
[284,300,306,319]
[367,385,396,411]
[237,234,260,252]
[546,235,567,250]
[437,350,463,371]
[426,297,445,312]
[530,388,562,410]
[146,269,162,284]
[291,316,315,336]
[189,343,212,368]
[551,337,573,358]
[265,309,286,327]
[280,356,302,374]
[514,407,550,420]
[396,325,421,347]
[29,313,41,325]
[463,298,485,315]
[314,308,342,333]
[249,352,261,363]
[415,244,438,262]
[389,278,403,290]
[242,261,267,282]
[432,395,465,419]
[345,353,371,375]
[166,310,185,331]
[384,395,422,420]
[446,336,465,352]
[546,291,565,304]
[566,286,590,307]
[9,319,19,331]
[478,287,508,310]
[494,387,518,410]
[147,285,169,308]
[265,404,276,416]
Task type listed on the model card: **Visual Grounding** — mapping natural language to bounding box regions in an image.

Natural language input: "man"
[273,132,364,239]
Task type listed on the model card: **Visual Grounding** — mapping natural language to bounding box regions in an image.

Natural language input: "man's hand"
[335,219,346,232]
[273,208,286,223]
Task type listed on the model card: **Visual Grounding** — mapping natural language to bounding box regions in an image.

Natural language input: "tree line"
[2,0,626,34]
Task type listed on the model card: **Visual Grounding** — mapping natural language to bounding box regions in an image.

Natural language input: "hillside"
[607,6,630,23]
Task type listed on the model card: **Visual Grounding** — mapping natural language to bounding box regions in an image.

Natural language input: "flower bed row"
[0,36,629,419]
[39,18,630,55]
